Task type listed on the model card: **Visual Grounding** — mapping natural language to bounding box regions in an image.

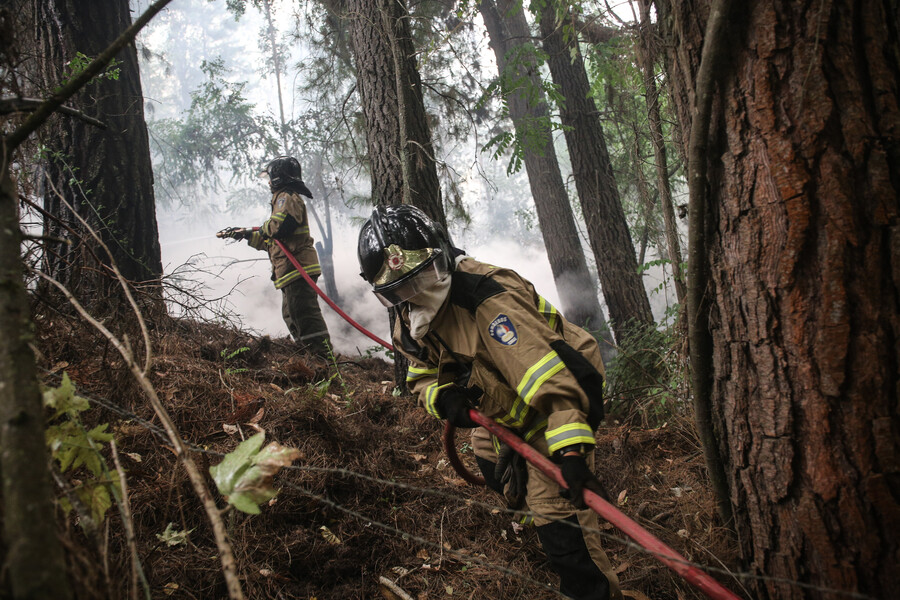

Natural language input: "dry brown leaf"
[319,526,341,545]
[617,489,628,505]
[49,361,69,374]
[248,406,265,424]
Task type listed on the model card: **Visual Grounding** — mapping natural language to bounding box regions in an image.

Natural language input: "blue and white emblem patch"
[488,314,518,346]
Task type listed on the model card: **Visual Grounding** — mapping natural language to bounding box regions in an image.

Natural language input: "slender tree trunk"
[479,0,611,341]
[636,0,686,307]
[0,161,73,600]
[34,0,162,316]
[658,0,900,597]
[538,0,655,338]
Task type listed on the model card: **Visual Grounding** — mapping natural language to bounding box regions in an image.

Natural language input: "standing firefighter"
[218,156,332,356]
[357,205,622,600]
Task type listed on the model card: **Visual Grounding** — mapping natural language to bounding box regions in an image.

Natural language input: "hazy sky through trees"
[133,0,675,354]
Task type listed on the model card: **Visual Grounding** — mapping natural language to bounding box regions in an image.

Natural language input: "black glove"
[216,227,252,240]
[494,443,527,509]
[435,385,478,428]
[558,452,610,509]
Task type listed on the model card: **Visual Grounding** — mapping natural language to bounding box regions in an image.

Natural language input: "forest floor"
[19,308,744,600]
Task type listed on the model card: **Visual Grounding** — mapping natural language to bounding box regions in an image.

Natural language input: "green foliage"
[209,431,301,514]
[221,346,250,375]
[604,321,686,426]
[43,374,120,529]
[150,58,280,204]
[156,522,194,547]
[478,43,569,174]
[61,52,121,88]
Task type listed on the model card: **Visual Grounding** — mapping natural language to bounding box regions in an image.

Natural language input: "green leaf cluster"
[43,374,120,528]
[210,431,301,514]
[61,52,121,89]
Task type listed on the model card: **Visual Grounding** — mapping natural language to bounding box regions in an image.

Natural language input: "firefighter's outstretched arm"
[216,227,252,240]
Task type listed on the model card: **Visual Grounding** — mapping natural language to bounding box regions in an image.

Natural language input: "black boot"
[536,515,610,600]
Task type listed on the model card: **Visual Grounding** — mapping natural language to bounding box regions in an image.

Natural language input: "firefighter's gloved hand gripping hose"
[452,410,741,600]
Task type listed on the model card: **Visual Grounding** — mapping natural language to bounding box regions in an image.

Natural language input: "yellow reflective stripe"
[497,396,530,428]
[297,226,309,234]
[516,351,565,405]
[545,422,595,454]
[518,514,534,526]
[538,296,558,329]
[273,264,322,289]
[424,382,452,419]
[406,366,438,382]
[250,231,264,247]
[271,212,287,222]
[523,418,547,442]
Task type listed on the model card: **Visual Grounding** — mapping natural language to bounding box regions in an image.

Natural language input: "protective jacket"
[396,257,605,455]
[248,190,320,289]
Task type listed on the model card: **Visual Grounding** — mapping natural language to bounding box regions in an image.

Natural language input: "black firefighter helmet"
[261,156,312,198]
[358,205,454,307]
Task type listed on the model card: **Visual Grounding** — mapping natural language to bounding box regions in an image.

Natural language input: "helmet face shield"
[372,246,449,306]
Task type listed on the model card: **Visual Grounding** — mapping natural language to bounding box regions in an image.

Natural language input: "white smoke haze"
[146,0,681,357]
[158,200,569,358]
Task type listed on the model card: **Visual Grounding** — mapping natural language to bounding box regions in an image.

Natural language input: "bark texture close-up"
[657,0,900,597]
[344,0,445,227]
[32,0,162,313]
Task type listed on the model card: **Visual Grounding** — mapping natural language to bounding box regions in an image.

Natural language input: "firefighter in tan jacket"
[218,156,331,355]
[357,205,622,600]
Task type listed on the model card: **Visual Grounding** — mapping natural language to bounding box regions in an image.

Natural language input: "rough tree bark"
[657,0,900,597]
[0,166,73,600]
[538,0,655,339]
[343,0,445,227]
[33,0,162,315]
[479,0,611,340]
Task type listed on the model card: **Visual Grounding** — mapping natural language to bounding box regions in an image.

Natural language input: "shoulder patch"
[488,314,518,346]
[450,271,505,313]
[275,195,287,209]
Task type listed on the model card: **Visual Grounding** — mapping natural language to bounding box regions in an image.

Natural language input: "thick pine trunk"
[34,0,162,314]
[345,0,444,227]
[538,1,655,338]
[479,0,609,337]
[657,0,900,597]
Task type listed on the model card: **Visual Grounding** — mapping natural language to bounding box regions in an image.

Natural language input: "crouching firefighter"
[357,205,622,600]
[217,156,332,356]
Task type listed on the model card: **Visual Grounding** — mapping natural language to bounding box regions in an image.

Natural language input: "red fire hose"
[269,236,395,351]
[263,234,737,599]
[460,410,741,600]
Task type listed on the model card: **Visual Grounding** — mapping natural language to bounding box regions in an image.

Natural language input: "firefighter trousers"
[281,275,331,355]
[471,426,622,600]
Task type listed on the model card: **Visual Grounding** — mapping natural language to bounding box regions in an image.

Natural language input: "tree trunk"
[538,0,655,339]
[636,0,686,307]
[34,0,162,315]
[344,0,445,227]
[657,0,900,597]
[0,162,73,600]
[479,0,611,343]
